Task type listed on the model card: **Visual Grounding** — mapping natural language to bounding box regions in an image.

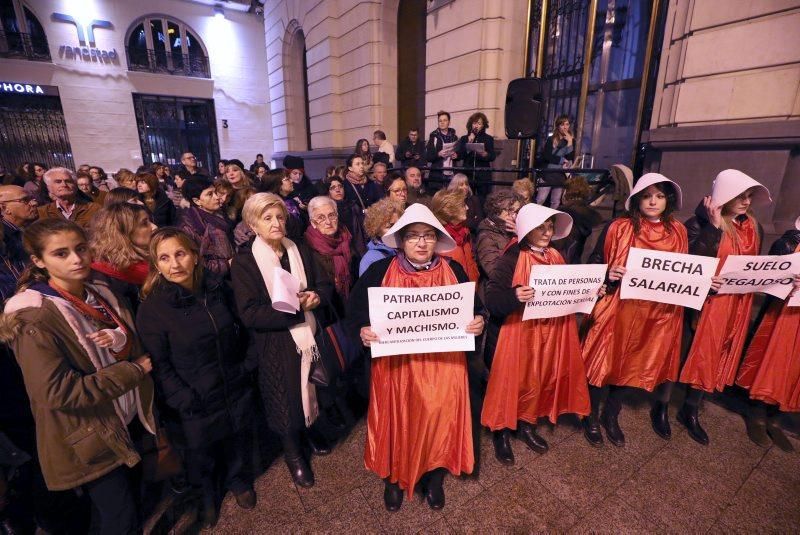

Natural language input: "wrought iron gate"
[132,93,219,171]
[0,93,74,171]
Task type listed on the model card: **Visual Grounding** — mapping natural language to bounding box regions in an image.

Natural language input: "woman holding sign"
[679,169,771,445]
[735,215,800,452]
[581,174,687,447]
[349,203,485,512]
[482,203,596,464]
[231,193,334,488]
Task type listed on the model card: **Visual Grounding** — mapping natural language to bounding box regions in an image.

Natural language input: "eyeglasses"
[313,214,338,224]
[404,232,437,244]
[389,188,408,194]
[329,184,344,191]
[1,196,35,205]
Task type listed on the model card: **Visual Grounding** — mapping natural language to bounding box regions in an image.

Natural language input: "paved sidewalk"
[211,400,800,533]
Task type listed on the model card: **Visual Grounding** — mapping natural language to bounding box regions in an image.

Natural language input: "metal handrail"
[0,30,50,61]
[126,46,210,78]
[388,165,611,186]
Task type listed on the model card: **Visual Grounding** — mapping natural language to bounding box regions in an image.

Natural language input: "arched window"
[0,0,50,61]
[282,22,312,151]
[125,16,209,78]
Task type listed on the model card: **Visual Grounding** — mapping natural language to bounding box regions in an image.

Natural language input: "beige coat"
[1,282,155,491]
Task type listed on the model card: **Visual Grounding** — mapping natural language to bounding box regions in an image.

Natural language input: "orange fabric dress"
[365,257,473,496]
[679,218,760,393]
[581,218,688,391]
[481,245,590,430]
[736,244,800,412]
[442,241,480,283]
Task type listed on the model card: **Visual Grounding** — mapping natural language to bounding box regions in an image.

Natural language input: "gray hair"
[447,173,472,196]
[43,167,76,187]
[307,196,337,220]
[372,162,388,171]
[484,189,523,219]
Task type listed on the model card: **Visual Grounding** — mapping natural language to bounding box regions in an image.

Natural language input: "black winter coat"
[684,202,764,257]
[136,274,253,449]
[425,127,459,180]
[395,138,427,168]
[145,189,178,227]
[230,241,333,435]
[456,131,496,185]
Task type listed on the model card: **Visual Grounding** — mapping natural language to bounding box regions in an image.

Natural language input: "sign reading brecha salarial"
[621,248,719,310]
[717,253,800,299]
[523,264,607,320]
[368,282,475,358]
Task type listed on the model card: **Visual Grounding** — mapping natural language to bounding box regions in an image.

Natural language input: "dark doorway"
[397,0,426,140]
[132,93,219,170]
[0,91,74,171]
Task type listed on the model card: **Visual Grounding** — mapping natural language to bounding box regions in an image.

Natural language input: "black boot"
[677,403,709,445]
[424,469,445,510]
[766,410,794,452]
[283,434,315,487]
[650,401,672,440]
[517,421,548,454]
[582,413,604,446]
[383,480,403,512]
[306,427,332,456]
[745,401,770,447]
[199,489,218,529]
[492,429,515,465]
[600,397,625,447]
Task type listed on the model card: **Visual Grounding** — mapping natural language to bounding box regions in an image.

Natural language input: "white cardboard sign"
[717,253,800,299]
[367,282,476,358]
[523,264,607,320]
[620,248,719,311]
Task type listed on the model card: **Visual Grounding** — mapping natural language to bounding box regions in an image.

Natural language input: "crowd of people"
[0,111,798,533]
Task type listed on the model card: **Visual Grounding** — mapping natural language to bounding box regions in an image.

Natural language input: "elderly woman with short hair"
[447,173,484,232]
[348,203,485,512]
[431,189,480,282]
[231,193,334,488]
[359,198,404,276]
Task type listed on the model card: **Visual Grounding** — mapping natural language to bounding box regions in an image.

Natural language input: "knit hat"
[516,203,573,241]
[283,155,304,170]
[227,158,245,171]
[382,203,456,253]
[182,177,214,203]
[626,173,683,211]
[710,169,771,207]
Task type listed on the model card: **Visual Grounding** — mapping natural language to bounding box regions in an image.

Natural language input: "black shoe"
[307,428,332,456]
[492,430,515,465]
[766,418,794,452]
[234,487,257,510]
[600,398,625,447]
[582,414,604,446]
[285,453,315,488]
[650,401,672,440]
[200,493,218,529]
[424,474,445,510]
[326,403,348,430]
[677,404,709,445]
[518,421,548,454]
[383,480,403,512]
[745,417,770,447]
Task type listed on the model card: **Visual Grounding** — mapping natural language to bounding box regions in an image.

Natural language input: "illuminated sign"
[0,82,59,96]
[52,12,118,64]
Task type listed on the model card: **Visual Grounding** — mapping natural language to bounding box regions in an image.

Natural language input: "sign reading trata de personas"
[522,264,607,320]
[620,248,719,311]
[717,253,800,299]
[367,282,476,358]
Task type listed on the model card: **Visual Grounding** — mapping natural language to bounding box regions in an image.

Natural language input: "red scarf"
[304,225,353,298]
[444,222,471,247]
[346,170,367,186]
[49,281,132,360]
[91,260,150,286]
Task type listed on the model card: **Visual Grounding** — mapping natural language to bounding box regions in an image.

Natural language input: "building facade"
[0,0,271,174]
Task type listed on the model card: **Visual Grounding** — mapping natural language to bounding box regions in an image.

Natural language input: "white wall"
[0,0,272,171]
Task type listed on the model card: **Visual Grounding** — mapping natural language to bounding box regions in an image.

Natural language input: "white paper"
[620,248,719,311]
[523,264,607,320]
[717,253,800,299]
[367,282,476,358]
[466,143,485,153]
[440,141,457,156]
[271,266,301,313]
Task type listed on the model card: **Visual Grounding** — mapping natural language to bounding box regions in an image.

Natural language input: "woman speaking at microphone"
[482,203,596,465]
[678,169,771,445]
[581,174,689,447]
[348,203,485,512]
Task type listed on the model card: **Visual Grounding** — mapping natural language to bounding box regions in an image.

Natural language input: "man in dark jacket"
[395,129,427,168]
[175,152,209,182]
[0,185,38,301]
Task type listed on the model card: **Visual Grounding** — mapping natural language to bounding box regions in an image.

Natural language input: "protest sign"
[620,248,719,311]
[522,264,607,320]
[716,253,800,299]
[368,282,476,358]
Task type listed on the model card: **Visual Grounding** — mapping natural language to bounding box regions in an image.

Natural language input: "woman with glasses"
[349,203,485,512]
[325,175,367,257]
[383,175,408,207]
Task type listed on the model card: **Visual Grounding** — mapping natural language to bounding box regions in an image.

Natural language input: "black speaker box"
[504,77,544,139]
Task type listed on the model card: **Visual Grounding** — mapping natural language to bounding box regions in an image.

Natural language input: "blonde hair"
[431,189,467,225]
[141,228,202,298]
[719,189,758,247]
[115,168,136,188]
[364,198,405,239]
[512,179,534,203]
[89,203,150,269]
[242,192,288,231]
[447,173,473,197]
[224,163,251,190]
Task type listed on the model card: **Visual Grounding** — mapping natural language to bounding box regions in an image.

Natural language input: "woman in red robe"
[581,174,687,447]
[678,169,771,445]
[736,215,800,452]
[482,203,597,465]
[348,203,485,512]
